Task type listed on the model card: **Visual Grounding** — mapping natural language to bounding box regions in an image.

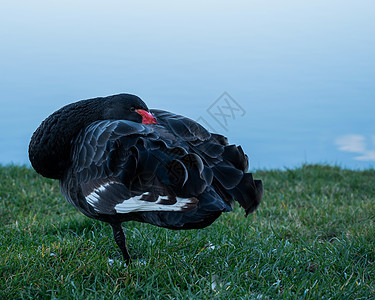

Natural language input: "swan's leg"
[110,223,131,264]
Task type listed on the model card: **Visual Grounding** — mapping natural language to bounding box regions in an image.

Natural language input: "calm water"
[1,1,374,170]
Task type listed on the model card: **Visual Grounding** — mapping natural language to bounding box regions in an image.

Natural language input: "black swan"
[29,93,262,263]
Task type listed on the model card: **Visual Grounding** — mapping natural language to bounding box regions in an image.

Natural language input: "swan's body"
[29,94,262,262]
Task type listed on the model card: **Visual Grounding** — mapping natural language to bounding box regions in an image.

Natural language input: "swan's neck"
[29,99,102,179]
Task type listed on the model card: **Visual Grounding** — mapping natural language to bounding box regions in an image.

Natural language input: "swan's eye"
[130,107,136,112]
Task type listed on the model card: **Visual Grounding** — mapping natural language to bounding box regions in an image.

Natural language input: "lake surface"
[1,1,374,170]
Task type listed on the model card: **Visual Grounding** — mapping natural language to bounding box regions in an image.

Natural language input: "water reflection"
[336,135,375,162]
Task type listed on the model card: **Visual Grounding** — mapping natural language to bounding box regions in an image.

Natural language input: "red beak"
[136,109,158,124]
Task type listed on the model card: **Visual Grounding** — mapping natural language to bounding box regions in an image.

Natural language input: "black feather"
[29,93,262,262]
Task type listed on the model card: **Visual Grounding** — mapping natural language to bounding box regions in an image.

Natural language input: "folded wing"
[61,110,261,229]
[65,120,220,220]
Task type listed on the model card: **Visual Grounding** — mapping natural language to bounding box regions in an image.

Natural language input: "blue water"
[1,1,374,170]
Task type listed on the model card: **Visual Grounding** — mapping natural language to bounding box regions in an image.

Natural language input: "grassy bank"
[0,165,374,299]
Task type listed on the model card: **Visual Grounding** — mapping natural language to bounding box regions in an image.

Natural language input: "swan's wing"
[67,120,213,216]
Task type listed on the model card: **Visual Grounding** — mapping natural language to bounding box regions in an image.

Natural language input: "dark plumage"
[29,93,263,263]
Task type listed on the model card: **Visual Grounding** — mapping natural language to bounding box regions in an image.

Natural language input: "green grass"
[1,164,374,299]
